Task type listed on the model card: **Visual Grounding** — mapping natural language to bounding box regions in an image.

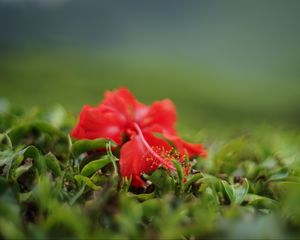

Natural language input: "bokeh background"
[1,0,300,128]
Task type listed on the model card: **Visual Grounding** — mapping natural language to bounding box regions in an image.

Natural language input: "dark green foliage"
[0,104,300,239]
[71,139,116,158]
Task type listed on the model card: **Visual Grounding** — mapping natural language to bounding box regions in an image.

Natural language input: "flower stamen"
[133,123,175,170]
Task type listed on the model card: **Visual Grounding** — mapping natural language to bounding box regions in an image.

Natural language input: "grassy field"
[1,47,300,127]
[0,99,300,239]
[1,48,300,239]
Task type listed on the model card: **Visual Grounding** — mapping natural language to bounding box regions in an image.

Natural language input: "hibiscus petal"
[120,132,173,187]
[179,139,207,158]
[140,99,177,135]
[100,88,148,123]
[71,105,125,144]
[163,133,207,158]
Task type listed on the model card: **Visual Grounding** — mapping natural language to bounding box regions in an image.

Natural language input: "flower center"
[133,122,175,171]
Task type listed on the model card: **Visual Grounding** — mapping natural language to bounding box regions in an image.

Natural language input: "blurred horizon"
[1,0,300,127]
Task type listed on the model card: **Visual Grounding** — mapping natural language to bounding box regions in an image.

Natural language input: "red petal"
[70,105,125,145]
[71,88,151,144]
[99,88,148,123]
[120,132,173,187]
[140,99,177,135]
[179,139,207,158]
[163,133,207,158]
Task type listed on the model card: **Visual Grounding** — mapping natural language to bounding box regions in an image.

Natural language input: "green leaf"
[268,168,289,182]
[44,153,62,177]
[14,161,32,179]
[74,175,101,190]
[270,181,300,198]
[71,138,116,157]
[19,191,32,202]
[245,194,278,209]
[8,121,67,145]
[203,186,220,205]
[221,180,236,203]
[184,173,202,189]
[80,155,111,177]
[221,178,249,205]
[120,176,132,192]
[198,174,222,191]
[149,169,174,196]
[233,178,249,205]
[141,198,162,218]
[172,159,183,183]
[0,150,15,178]
[69,186,85,205]
[9,146,44,177]
[0,133,12,149]
[127,192,155,201]
[23,146,45,175]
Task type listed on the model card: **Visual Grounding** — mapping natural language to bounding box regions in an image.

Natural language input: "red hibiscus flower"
[71,88,207,187]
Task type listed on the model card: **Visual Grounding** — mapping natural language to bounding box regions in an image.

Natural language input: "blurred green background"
[1,0,300,128]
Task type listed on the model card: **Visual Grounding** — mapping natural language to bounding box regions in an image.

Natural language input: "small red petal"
[163,133,207,158]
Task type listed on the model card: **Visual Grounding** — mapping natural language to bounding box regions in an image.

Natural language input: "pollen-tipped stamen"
[133,122,175,171]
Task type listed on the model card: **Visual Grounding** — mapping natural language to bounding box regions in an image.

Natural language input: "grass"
[0,102,300,239]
